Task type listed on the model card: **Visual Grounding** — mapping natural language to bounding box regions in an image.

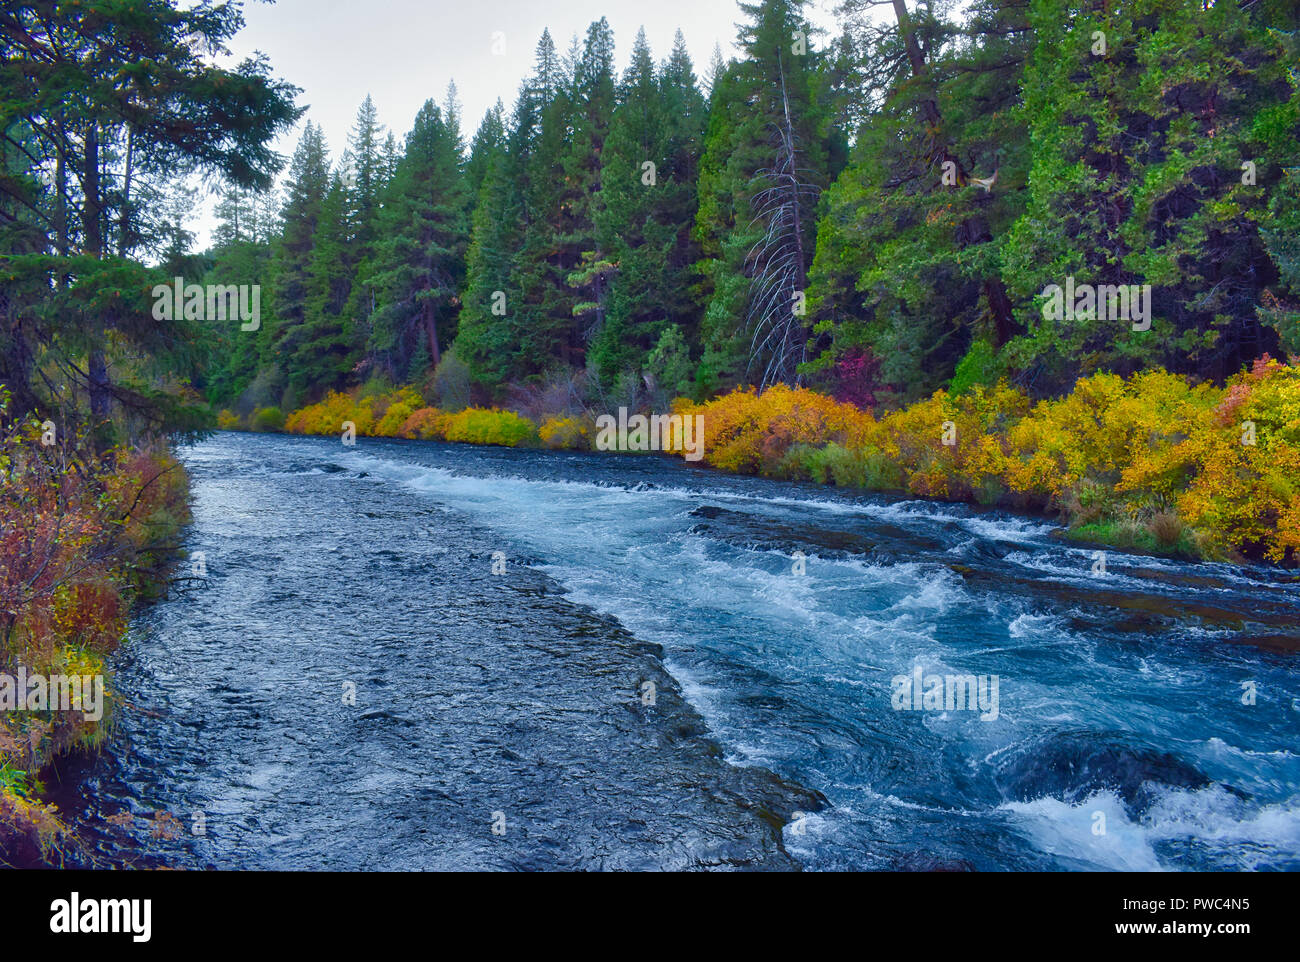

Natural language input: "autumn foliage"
[0,392,191,864]
[283,389,539,447]
[272,361,1300,564]
[673,360,1300,563]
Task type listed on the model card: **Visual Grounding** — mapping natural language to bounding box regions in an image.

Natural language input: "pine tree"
[806,0,1033,401]
[292,171,361,394]
[0,0,300,435]
[466,99,507,199]
[454,50,545,391]
[348,94,386,251]
[213,186,254,249]
[458,29,577,389]
[273,122,330,368]
[588,28,706,385]
[366,98,472,380]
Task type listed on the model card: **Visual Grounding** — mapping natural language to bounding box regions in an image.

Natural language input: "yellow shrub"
[375,400,415,437]
[676,384,876,475]
[285,391,375,437]
[441,408,538,447]
[540,414,595,450]
[274,361,1300,563]
[1172,358,1300,560]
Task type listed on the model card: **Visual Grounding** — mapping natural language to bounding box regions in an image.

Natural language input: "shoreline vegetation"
[0,393,191,868]
[226,356,1300,567]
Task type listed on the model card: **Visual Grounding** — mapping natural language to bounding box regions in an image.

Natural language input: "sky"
[190,0,844,246]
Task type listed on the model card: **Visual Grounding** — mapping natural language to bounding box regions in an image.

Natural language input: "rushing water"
[59,432,1300,870]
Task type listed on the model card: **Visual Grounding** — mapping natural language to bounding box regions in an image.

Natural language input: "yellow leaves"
[673,384,878,476]
[540,415,595,450]
[284,391,539,448]
[671,363,1300,563]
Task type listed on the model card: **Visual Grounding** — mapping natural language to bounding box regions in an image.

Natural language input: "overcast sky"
[191,0,844,245]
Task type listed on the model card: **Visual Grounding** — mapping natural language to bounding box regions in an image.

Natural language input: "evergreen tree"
[588,28,706,384]
[1000,0,1300,389]
[273,122,330,369]
[0,0,300,435]
[292,171,361,395]
[366,99,472,380]
[807,0,1033,401]
[466,99,507,199]
[454,66,541,390]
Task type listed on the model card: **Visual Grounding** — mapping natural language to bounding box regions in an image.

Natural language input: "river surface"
[57,432,1300,870]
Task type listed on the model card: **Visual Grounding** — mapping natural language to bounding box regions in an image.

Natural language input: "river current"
[56,432,1300,871]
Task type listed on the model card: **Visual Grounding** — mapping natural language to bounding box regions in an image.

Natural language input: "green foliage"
[694,0,832,392]
[1001,0,1299,388]
[10,2,1287,488]
[807,0,1033,401]
[588,29,706,384]
[365,96,472,381]
[951,338,1000,396]
[250,406,285,432]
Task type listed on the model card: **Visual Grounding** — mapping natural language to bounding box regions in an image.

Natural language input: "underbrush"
[0,392,191,866]
[674,359,1300,564]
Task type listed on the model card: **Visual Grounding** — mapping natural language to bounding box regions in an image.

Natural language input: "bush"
[373,387,425,437]
[274,360,1300,563]
[284,391,375,438]
[667,361,1300,563]
[250,406,284,432]
[540,414,595,450]
[441,408,538,447]
[399,407,450,441]
[1,393,192,864]
[673,384,876,475]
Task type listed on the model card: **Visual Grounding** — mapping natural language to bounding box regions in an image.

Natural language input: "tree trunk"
[117,123,134,258]
[81,124,111,428]
[424,302,441,371]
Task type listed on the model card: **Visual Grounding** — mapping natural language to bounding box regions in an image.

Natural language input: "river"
[55,432,1300,870]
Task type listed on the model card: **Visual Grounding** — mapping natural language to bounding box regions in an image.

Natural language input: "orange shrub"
[399,407,451,440]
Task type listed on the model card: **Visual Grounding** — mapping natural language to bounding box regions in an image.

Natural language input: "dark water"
[58,432,1300,870]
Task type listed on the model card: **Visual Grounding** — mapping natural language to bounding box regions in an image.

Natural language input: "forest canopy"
[3,0,1298,433]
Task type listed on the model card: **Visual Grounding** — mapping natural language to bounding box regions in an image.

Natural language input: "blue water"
[69,433,1300,870]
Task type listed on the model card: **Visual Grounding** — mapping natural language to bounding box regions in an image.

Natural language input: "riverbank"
[0,395,191,868]
[244,357,1300,567]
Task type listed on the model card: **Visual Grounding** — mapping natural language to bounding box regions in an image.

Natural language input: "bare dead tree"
[745,50,822,390]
